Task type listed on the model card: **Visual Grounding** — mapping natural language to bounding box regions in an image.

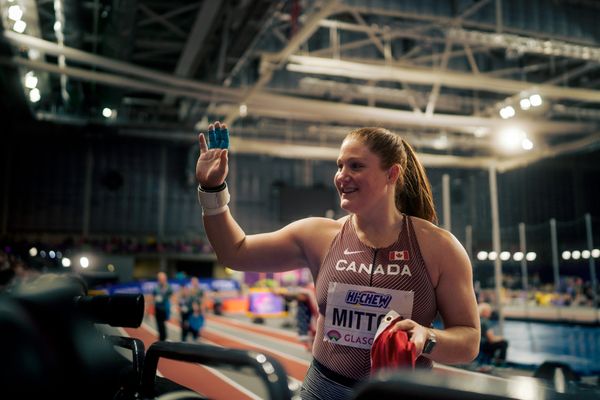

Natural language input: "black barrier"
[352,366,598,400]
[106,335,146,399]
[533,361,582,394]
[141,341,293,400]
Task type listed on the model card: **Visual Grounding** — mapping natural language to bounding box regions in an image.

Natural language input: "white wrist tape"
[197,183,230,216]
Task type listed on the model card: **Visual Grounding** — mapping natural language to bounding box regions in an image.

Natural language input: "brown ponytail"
[397,139,438,224]
[345,127,438,224]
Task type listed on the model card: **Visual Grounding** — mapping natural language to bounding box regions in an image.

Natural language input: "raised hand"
[196,121,229,188]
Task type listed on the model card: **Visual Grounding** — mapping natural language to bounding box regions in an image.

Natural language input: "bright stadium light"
[529,94,543,107]
[8,5,23,21]
[500,251,511,261]
[521,137,534,150]
[582,250,591,259]
[562,250,571,260]
[519,98,531,110]
[488,251,498,261]
[13,19,26,33]
[499,105,516,119]
[239,103,248,117]
[526,252,537,261]
[24,72,38,89]
[29,88,41,103]
[477,251,488,261]
[592,249,600,258]
[80,256,89,268]
[513,252,524,261]
[499,127,527,151]
[62,257,71,267]
[571,250,581,260]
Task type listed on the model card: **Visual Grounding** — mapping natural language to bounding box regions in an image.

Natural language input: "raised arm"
[196,122,317,273]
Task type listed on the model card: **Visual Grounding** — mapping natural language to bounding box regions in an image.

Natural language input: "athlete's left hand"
[389,318,430,357]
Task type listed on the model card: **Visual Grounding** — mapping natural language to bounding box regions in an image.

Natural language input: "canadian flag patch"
[389,250,409,261]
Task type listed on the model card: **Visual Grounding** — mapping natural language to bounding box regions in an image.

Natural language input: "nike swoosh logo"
[343,248,365,255]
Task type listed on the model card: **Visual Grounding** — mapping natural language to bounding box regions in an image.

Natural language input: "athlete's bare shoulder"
[408,215,455,246]
[289,214,347,237]
[287,215,348,269]
[408,215,468,284]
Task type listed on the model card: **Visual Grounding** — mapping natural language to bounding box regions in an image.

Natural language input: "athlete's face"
[334,138,390,213]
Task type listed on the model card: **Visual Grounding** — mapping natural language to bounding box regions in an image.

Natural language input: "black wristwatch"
[423,329,437,354]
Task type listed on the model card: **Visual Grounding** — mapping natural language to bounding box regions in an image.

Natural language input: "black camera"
[0,273,144,399]
[0,273,294,400]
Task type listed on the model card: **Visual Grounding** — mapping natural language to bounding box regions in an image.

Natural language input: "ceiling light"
[24,71,38,89]
[513,252,524,261]
[102,107,113,118]
[529,94,543,107]
[500,251,511,261]
[8,5,23,21]
[571,250,581,260]
[521,137,533,151]
[477,251,488,261]
[13,20,27,33]
[562,250,571,260]
[80,256,89,268]
[499,127,526,151]
[499,105,515,119]
[592,249,600,258]
[488,251,497,261]
[473,127,488,138]
[519,98,531,110]
[526,252,536,261]
[432,134,448,150]
[62,258,71,267]
[582,250,590,259]
[29,88,41,103]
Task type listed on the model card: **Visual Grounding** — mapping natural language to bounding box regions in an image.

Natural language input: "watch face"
[423,336,436,354]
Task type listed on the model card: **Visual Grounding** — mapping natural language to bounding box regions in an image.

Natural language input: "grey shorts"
[300,360,358,400]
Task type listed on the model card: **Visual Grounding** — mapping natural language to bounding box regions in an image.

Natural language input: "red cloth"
[370,317,416,374]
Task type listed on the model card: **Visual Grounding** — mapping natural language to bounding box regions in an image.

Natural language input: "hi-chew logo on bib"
[323,282,414,350]
[345,290,392,308]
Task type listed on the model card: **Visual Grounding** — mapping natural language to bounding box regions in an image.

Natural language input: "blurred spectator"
[478,302,509,366]
[187,300,206,341]
[178,285,193,341]
[152,271,173,341]
[189,276,204,302]
[296,284,318,351]
[212,289,223,316]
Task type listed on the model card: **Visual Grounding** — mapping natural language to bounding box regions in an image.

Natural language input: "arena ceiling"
[1,0,600,170]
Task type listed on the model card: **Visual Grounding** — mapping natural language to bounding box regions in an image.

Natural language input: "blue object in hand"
[208,127,229,149]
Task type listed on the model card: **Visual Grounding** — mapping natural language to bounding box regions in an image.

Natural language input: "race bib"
[323,282,414,349]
